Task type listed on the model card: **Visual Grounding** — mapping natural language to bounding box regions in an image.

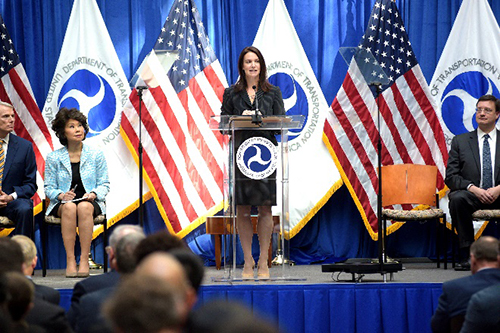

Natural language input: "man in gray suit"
[446,94,500,270]
[431,236,500,332]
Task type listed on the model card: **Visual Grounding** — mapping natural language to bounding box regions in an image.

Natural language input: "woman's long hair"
[234,46,271,93]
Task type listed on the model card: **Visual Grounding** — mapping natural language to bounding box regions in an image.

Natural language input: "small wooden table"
[206,215,280,270]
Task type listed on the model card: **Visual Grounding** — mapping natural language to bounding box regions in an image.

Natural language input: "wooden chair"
[40,198,108,277]
[380,164,446,268]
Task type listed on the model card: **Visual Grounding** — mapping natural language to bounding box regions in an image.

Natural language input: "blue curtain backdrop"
[2,0,500,268]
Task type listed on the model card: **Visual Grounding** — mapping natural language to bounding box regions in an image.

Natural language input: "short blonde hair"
[0,101,14,109]
[11,235,37,266]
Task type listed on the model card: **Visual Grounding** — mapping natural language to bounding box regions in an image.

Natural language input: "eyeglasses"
[476,107,494,114]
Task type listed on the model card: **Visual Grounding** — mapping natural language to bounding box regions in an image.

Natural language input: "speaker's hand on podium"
[242,110,255,116]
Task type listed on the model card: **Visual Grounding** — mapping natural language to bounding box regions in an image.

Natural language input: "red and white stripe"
[121,51,227,235]
[324,61,448,239]
[0,63,53,210]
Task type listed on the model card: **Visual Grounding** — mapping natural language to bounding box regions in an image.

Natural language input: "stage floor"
[33,259,469,289]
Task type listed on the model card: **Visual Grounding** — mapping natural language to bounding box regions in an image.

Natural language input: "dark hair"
[0,238,24,273]
[234,46,272,93]
[5,272,34,322]
[134,231,186,264]
[169,248,205,293]
[51,107,89,146]
[477,94,500,112]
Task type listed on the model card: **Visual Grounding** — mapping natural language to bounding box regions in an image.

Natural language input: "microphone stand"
[136,86,148,227]
[252,85,262,125]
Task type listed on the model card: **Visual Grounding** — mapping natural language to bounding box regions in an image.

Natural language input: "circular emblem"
[58,69,117,138]
[236,137,277,180]
[441,71,500,136]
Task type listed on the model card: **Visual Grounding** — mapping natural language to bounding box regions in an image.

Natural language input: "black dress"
[220,84,285,206]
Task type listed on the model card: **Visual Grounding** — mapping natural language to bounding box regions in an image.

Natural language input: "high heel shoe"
[242,259,255,279]
[257,261,270,280]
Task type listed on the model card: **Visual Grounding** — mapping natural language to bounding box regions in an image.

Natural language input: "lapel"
[240,89,253,109]
[60,146,72,175]
[80,144,89,168]
[4,134,18,178]
[468,130,480,174]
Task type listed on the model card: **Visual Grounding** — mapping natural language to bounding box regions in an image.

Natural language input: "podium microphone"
[251,85,262,125]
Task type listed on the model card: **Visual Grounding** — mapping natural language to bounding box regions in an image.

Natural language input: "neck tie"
[483,134,493,189]
[0,139,5,190]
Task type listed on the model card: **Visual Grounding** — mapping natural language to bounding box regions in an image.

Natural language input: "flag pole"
[136,86,148,227]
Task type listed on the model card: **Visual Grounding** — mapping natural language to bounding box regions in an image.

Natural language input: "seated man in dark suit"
[431,236,500,332]
[446,95,500,270]
[0,237,71,333]
[12,235,60,305]
[0,101,37,237]
[460,240,500,333]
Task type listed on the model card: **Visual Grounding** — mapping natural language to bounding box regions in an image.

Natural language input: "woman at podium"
[221,46,285,279]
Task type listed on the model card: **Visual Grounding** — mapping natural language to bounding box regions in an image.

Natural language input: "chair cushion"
[472,209,500,220]
[0,216,15,228]
[44,214,106,225]
[382,208,444,221]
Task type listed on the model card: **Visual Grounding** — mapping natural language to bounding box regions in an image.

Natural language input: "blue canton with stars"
[154,0,217,94]
[0,15,21,78]
[359,0,417,92]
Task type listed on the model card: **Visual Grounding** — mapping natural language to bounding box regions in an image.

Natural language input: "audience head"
[51,107,89,146]
[134,230,186,264]
[191,299,279,333]
[107,224,145,271]
[0,274,11,333]
[135,252,196,323]
[470,236,499,273]
[5,272,34,323]
[114,232,146,274]
[103,274,183,333]
[0,238,24,273]
[11,236,37,275]
[168,248,205,293]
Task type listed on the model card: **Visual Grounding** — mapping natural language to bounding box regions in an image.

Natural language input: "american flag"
[323,0,448,240]
[0,15,53,214]
[121,0,227,236]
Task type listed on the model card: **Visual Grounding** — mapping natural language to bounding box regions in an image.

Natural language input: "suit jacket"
[33,281,60,305]
[445,129,500,192]
[460,283,500,333]
[431,268,500,332]
[26,297,72,333]
[67,271,120,329]
[74,287,115,333]
[220,84,285,145]
[2,134,37,198]
[44,143,110,215]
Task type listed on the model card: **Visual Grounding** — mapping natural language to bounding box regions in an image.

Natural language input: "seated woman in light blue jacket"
[44,108,110,278]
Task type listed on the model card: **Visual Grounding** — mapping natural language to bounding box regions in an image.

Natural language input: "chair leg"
[436,218,440,269]
[451,220,456,268]
[103,218,108,273]
[443,215,447,270]
[41,222,47,277]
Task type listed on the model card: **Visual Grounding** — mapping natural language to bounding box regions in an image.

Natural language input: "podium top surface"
[210,115,305,130]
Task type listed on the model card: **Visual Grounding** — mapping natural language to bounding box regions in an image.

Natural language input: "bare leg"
[257,206,273,278]
[77,202,94,276]
[59,203,77,277]
[237,205,254,277]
